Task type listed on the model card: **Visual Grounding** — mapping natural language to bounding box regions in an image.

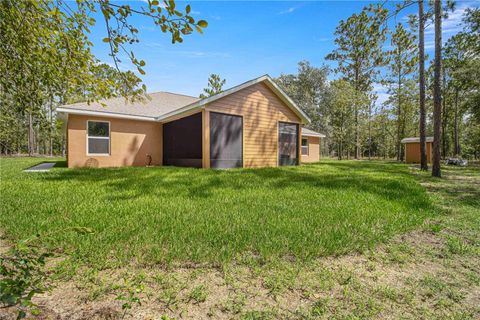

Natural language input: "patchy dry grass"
[1,159,479,319]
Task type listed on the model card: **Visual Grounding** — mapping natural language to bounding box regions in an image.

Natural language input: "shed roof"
[56,75,311,124]
[401,137,434,143]
[302,128,326,138]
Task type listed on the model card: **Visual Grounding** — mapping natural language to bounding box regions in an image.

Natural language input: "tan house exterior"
[58,75,317,169]
[401,137,433,164]
[300,128,325,163]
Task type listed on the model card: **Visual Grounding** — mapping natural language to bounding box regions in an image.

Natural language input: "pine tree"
[418,0,429,170]
[199,74,226,98]
[432,0,442,177]
[384,23,418,161]
[326,5,388,159]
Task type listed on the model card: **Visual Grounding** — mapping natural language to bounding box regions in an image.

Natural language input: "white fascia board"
[56,107,157,122]
[302,133,326,138]
[401,137,434,143]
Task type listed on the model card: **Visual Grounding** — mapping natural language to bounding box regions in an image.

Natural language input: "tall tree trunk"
[50,99,54,156]
[419,0,428,170]
[432,0,442,177]
[442,87,450,159]
[397,72,402,161]
[454,88,460,156]
[28,112,33,156]
[354,70,360,160]
[441,70,447,158]
[368,102,372,160]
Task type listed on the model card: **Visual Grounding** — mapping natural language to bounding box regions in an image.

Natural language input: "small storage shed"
[301,128,325,163]
[401,137,433,163]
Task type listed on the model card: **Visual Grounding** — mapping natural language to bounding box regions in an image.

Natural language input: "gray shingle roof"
[60,92,199,118]
[302,128,326,138]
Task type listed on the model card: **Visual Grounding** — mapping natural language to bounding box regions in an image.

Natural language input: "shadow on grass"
[44,161,432,212]
[54,160,67,168]
[417,165,480,209]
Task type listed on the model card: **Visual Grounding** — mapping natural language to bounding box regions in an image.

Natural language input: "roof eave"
[56,107,157,122]
[156,75,311,124]
[302,133,326,138]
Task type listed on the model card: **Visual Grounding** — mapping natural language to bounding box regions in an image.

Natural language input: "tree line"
[0,0,207,156]
[1,1,478,178]
[276,2,479,177]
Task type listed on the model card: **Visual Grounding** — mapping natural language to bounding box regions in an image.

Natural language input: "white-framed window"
[301,138,309,156]
[87,120,110,156]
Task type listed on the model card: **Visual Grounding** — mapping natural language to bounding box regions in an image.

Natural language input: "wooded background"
[1,1,478,163]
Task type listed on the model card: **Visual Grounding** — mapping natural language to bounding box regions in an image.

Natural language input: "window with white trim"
[87,121,110,155]
[301,138,309,156]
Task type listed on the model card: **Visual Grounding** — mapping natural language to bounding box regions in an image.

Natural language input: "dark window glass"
[88,138,109,154]
[301,138,309,155]
[88,121,109,137]
[163,113,202,167]
[210,112,243,169]
[278,122,299,166]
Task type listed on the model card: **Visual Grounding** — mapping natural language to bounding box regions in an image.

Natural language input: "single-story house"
[57,75,324,169]
[301,128,326,163]
[401,137,433,164]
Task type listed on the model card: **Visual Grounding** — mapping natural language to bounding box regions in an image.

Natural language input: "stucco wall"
[301,136,320,163]
[67,114,162,168]
[204,82,302,168]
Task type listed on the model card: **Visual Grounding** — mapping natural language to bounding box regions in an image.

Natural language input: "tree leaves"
[199,74,226,98]
[197,20,208,28]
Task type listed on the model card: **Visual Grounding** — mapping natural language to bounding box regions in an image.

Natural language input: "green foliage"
[275,61,330,139]
[326,4,388,91]
[0,0,207,156]
[382,22,419,161]
[188,284,208,303]
[115,273,144,318]
[199,74,226,98]
[328,80,368,159]
[0,243,51,319]
[326,4,388,159]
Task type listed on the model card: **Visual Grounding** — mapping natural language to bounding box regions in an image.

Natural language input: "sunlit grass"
[0,157,433,268]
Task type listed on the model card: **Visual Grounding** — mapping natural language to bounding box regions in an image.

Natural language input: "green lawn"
[0,158,433,268]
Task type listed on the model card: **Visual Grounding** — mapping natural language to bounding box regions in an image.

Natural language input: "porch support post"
[202,109,210,168]
[298,126,302,165]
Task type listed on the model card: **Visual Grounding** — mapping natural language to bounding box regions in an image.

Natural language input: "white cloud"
[174,51,231,58]
[138,0,166,8]
[372,82,390,106]
[278,6,299,15]
[313,36,331,42]
[424,3,471,35]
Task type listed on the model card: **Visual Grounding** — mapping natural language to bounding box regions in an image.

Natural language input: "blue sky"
[90,0,480,103]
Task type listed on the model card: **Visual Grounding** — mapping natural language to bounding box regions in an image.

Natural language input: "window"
[301,138,309,155]
[87,121,110,155]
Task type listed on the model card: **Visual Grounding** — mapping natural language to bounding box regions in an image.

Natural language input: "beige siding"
[301,136,320,163]
[405,142,432,164]
[205,82,302,168]
[67,114,162,168]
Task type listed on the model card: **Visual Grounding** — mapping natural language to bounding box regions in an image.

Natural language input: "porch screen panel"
[278,122,299,166]
[163,112,202,168]
[210,112,243,169]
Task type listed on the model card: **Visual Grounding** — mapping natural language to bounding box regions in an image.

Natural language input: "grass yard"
[0,158,432,269]
[1,158,479,319]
